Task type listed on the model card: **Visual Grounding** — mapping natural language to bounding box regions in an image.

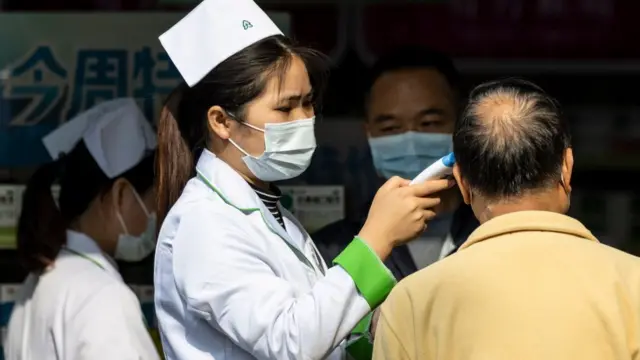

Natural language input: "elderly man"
[373,79,640,360]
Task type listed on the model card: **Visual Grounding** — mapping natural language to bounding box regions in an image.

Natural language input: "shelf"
[455,59,640,75]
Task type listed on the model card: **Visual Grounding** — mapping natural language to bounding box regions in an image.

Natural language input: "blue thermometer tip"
[442,152,456,167]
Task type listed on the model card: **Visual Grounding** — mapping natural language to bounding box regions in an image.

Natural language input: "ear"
[207,105,233,140]
[362,118,371,137]
[110,177,131,214]
[453,164,471,205]
[561,147,574,193]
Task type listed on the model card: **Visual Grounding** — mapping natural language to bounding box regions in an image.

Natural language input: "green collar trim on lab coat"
[63,247,106,270]
[196,170,316,271]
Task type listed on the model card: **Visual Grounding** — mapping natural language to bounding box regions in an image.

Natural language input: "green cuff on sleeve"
[346,313,374,360]
[352,312,373,335]
[333,236,397,308]
[346,335,373,360]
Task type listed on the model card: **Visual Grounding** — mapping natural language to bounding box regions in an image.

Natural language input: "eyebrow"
[417,108,446,117]
[372,114,396,123]
[373,107,446,123]
[277,91,314,103]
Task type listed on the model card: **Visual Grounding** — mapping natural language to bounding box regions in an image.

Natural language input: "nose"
[403,122,418,132]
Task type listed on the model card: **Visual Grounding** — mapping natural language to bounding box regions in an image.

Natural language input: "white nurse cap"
[159,0,283,87]
[42,98,156,179]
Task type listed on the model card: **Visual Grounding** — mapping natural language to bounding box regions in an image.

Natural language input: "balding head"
[453,79,572,210]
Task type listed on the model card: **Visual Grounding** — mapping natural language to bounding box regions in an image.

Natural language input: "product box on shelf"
[0,184,60,249]
[0,284,20,328]
[279,186,345,234]
[1,326,6,360]
[0,283,20,358]
[0,185,23,250]
[135,285,156,330]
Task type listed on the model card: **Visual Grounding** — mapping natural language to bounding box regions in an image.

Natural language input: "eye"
[380,125,401,133]
[420,120,441,128]
[276,107,292,113]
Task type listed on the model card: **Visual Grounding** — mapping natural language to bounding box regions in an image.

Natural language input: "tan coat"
[373,211,640,360]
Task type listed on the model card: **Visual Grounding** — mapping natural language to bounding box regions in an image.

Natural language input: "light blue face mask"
[368,131,453,180]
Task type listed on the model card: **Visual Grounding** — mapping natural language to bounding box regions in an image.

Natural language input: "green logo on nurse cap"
[242,20,253,30]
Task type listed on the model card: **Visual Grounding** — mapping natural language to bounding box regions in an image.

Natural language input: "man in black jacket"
[312,47,479,280]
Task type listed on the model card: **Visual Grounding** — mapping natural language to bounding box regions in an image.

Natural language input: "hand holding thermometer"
[410,152,456,185]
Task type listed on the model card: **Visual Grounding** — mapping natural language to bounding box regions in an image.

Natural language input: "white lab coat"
[154,150,372,360]
[5,230,160,360]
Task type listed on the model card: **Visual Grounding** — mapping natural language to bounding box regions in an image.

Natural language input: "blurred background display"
[1,0,640,358]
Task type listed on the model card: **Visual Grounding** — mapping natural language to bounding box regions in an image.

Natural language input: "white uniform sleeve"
[173,202,377,360]
[71,283,160,360]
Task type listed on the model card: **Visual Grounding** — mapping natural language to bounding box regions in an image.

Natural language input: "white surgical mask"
[229,117,317,182]
[369,131,453,180]
[115,188,156,262]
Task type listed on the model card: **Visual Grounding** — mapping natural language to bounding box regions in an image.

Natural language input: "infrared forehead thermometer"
[410,152,456,185]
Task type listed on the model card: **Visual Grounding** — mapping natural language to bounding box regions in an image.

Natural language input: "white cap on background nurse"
[5,99,160,359]
[153,1,452,359]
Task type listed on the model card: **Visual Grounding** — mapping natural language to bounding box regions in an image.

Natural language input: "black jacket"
[311,203,479,280]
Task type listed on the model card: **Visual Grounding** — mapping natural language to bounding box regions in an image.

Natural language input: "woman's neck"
[69,211,116,256]
[241,174,270,191]
[214,147,271,191]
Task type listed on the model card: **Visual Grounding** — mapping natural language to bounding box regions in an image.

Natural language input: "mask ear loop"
[560,173,572,211]
[560,173,571,195]
[116,211,129,236]
[225,110,265,158]
[226,110,265,133]
[129,186,151,218]
[116,186,150,236]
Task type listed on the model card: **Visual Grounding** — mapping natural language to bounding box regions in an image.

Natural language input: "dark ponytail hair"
[17,160,67,272]
[17,141,155,273]
[156,35,329,224]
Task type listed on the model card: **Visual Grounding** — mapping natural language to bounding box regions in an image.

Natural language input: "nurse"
[5,99,160,359]
[154,1,452,359]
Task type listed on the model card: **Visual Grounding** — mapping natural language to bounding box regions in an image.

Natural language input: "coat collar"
[459,210,598,251]
[449,203,479,249]
[63,230,122,280]
[194,150,298,251]
[196,149,264,211]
